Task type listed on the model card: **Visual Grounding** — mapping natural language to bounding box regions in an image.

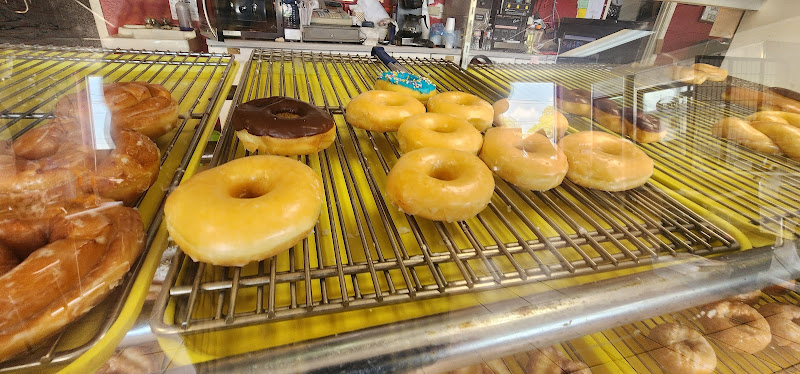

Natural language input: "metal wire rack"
[0,44,234,371]
[468,62,800,237]
[153,50,738,336]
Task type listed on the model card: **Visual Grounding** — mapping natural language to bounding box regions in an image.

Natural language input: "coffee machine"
[396,0,429,45]
[215,0,284,40]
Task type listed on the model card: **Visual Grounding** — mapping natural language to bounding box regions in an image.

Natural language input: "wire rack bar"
[152,50,738,336]
[0,44,233,372]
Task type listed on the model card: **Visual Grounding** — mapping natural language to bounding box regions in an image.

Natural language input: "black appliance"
[489,0,531,51]
[215,0,284,40]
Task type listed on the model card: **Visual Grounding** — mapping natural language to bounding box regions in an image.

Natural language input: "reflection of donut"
[346,90,426,132]
[0,118,160,210]
[711,117,781,154]
[758,303,800,351]
[428,92,494,131]
[374,71,437,104]
[746,110,800,127]
[556,86,592,117]
[648,323,716,374]
[527,347,591,374]
[0,204,144,362]
[164,155,324,266]
[749,121,800,160]
[54,81,179,139]
[386,148,494,222]
[232,96,336,156]
[728,289,762,306]
[493,100,569,139]
[698,300,771,354]
[558,132,653,191]
[723,86,800,114]
[480,127,568,191]
[397,113,483,154]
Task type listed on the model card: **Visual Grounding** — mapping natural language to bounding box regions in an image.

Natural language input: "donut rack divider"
[0,44,235,372]
[152,49,740,344]
[467,61,800,239]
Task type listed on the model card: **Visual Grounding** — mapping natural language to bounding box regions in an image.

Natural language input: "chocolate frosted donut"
[621,108,665,143]
[232,96,336,155]
[556,86,592,117]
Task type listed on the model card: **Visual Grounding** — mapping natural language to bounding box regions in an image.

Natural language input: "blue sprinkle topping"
[377,71,436,94]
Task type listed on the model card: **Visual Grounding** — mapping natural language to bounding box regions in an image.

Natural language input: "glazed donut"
[386,148,494,222]
[345,90,426,132]
[622,108,666,143]
[723,86,800,114]
[0,203,144,362]
[758,303,800,351]
[648,323,716,374]
[164,155,323,266]
[448,359,511,374]
[527,347,591,374]
[728,289,763,306]
[54,81,179,139]
[397,113,483,154]
[749,121,800,159]
[556,86,592,117]
[698,300,771,354]
[746,110,800,128]
[711,117,781,154]
[670,65,708,85]
[374,71,437,104]
[480,128,568,191]
[427,92,494,131]
[231,96,336,156]
[0,118,160,211]
[558,132,654,191]
[591,97,624,133]
[693,63,728,82]
[492,99,569,139]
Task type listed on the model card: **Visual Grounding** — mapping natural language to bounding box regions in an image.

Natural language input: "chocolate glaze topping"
[769,87,800,102]
[232,97,334,139]
[593,97,621,116]
[622,108,661,132]
[556,86,591,104]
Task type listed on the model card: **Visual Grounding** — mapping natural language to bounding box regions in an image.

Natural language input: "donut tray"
[467,60,800,241]
[151,49,740,346]
[0,44,236,372]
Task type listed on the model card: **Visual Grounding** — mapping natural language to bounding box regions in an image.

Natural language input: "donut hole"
[432,123,458,134]
[230,181,272,199]
[428,164,459,181]
[597,142,624,156]
[382,97,408,107]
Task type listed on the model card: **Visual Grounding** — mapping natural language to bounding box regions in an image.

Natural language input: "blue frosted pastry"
[375,71,437,104]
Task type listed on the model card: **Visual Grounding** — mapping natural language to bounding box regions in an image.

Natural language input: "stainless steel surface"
[0,44,233,372]
[192,243,800,373]
[152,50,739,338]
[460,0,478,69]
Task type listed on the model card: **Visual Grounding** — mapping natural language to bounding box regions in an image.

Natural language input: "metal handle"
[371,47,409,73]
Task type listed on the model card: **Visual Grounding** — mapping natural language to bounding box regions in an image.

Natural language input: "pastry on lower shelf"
[698,300,771,354]
[374,71,437,104]
[54,81,179,139]
[711,115,800,159]
[711,117,781,154]
[723,86,800,114]
[621,107,666,143]
[164,155,324,266]
[648,323,716,374]
[527,346,591,374]
[558,131,654,191]
[758,303,800,351]
[232,96,336,155]
[447,359,512,374]
[555,85,592,117]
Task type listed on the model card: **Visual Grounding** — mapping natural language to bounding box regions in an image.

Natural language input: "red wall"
[661,4,716,53]
[100,0,201,35]
[536,0,578,28]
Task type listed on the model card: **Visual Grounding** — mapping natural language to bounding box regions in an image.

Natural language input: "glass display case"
[1,1,800,373]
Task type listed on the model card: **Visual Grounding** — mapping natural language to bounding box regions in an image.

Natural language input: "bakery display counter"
[0,44,237,372]
[146,49,800,373]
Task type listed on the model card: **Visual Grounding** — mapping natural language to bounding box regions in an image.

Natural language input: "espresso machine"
[214,0,284,40]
